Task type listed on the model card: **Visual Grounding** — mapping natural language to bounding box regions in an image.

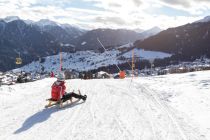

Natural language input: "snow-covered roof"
[98,71,108,75]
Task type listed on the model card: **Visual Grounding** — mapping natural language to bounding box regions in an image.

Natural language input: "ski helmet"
[57,72,65,81]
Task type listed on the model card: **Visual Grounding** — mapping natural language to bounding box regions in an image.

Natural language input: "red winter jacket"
[51,81,66,101]
[50,72,54,78]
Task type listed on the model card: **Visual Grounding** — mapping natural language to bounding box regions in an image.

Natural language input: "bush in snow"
[39,58,46,63]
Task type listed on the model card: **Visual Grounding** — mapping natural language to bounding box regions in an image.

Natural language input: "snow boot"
[82,95,87,101]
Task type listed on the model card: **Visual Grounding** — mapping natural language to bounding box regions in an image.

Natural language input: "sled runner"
[45,98,80,108]
[45,90,87,108]
[45,98,61,108]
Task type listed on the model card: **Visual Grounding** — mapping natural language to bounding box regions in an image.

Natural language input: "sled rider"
[51,72,87,102]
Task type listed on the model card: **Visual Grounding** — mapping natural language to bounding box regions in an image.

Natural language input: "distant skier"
[50,71,54,78]
[51,72,87,102]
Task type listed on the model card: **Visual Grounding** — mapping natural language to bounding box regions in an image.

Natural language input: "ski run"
[1,70,210,140]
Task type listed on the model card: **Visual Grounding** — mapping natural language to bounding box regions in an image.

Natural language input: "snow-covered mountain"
[2,15,210,72]
[134,20,210,61]
[0,19,64,71]
[61,24,87,37]
[33,19,86,44]
[134,28,144,33]
[0,17,85,71]
[74,28,142,51]
[194,16,210,23]
[138,26,162,40]
[35,19,59,27]
[1,70,210,139]
[74,27,162,51]
[2,16,20,23]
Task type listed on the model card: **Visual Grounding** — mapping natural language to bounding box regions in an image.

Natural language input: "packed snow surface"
[1,70,210,140]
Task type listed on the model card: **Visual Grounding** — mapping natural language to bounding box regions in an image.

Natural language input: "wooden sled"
[45,90,81,108]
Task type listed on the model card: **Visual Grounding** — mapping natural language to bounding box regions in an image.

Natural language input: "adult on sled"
[48,72,87,107]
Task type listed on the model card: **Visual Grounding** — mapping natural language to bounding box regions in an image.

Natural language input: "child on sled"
[51,72,87,103]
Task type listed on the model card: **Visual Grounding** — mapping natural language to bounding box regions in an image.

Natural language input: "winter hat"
[57,72,65,81]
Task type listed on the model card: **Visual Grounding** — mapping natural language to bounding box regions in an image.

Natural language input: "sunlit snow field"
[0,70,210,140]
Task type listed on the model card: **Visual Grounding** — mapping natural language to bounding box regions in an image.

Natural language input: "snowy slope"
[3,16,20,23]
[194,16,210,23]
[1,70,210,140]
[35,19,59,27]
[15,48,171,73]
[123,48,171,59]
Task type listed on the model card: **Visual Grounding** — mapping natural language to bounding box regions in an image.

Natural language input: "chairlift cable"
[97,38,121,71]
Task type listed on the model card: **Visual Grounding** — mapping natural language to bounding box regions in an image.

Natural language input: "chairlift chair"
[16,57,22,65]
[16,53,22,65]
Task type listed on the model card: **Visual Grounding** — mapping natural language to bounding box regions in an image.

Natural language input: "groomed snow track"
[0,76,208,140]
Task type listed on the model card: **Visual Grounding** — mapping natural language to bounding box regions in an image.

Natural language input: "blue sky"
[0,0,210,30]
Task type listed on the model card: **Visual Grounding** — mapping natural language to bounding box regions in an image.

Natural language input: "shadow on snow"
[14,100,84,134]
